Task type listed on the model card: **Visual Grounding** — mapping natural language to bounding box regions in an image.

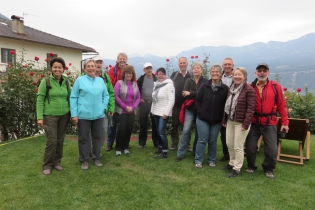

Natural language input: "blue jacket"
[70,75,109,120]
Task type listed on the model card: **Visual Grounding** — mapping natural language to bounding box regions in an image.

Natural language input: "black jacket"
[195,80,229,124]
[137,74,157,94]
[183,76,208,112]
[170,71,192,108]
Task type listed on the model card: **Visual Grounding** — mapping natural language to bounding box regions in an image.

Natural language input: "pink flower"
[166,58,170,62]
[283,87,287,91]
[69,63,72,66]
[195,55,198,59]
[23,64,28,68]
[203,59,207,63]
[65,66,69,70]
[33,81,37,86]
[45,58,49,62]
[1,80,5,84]
[49,52,54,57]
[29,72,34,76]
[10,50,15,55]
[35,56,39,61]
[41,74,45,78]
[66,72,70,76]
[35,88,38,93]
[191,56,195,59]
[297,88,302,93]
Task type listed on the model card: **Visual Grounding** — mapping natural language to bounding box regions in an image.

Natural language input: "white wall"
[0,37,83,74]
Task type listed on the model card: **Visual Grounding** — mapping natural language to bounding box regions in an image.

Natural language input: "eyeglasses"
[256,69,268,73]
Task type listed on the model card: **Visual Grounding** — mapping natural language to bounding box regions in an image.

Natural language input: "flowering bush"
[283,85,315,133]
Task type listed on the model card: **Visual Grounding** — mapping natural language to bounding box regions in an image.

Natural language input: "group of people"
[36,53,289,180]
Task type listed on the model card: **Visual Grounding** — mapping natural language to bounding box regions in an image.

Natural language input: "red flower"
[48,72,51,76]
[166,58,170,62]
[41,74,45,78]
[29,72,34,76]
[35,56,39,61]
[10,50,15,55]
[45,58,49,62]
[283,87,287,91]
[49,52,54,57]
[35,88,38,93]
[297,88,302,93]
[69,62,72,66]
[33,81,37,86]
[195,55,198,59]
[65,66,69,70]
[105,66,108,69]
[1,80,5,84]
[23,64,28,68]
[203,59,207,63]
[191,56,195,59]
[66,72,70,76]
[20,73,24,77]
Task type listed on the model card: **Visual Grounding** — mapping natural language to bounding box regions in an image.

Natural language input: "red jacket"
[108,63,122,86]
[251,79,289,126]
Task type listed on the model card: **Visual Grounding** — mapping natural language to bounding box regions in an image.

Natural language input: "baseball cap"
[256,63,269,70]
[92,55,103,61]
[144,62,153,68]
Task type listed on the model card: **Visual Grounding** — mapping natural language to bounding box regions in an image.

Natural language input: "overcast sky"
[2,0,315,59]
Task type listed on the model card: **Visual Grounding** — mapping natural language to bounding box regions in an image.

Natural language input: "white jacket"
[151,79,175,116]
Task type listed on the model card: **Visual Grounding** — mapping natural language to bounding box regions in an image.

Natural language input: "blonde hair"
[233,67,247,79]
[192,62,203,70]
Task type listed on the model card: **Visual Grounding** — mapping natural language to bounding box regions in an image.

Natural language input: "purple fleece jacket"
[114,80,140,114]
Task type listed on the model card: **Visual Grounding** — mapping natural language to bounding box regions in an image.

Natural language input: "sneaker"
[228,169,240,178]
[153,147,162,154]
[245,168,256,174]
[175,156,184,162]
[43,169,51,175]
[222,164,233,171]
[116,151,122,156]
[94,160,103,167]
[209,162,216,168]
[219,156,229,162]
[155,152,168,159]
[169,146,177,150]
[54,165,63,171]
[105,146,112,152]
[81,161,89,170]
[138,145,144,149]
[124,149,130,154]
[195,163,202,168]
[265,171,275,179]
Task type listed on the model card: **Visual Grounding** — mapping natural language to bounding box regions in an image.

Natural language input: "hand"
[108,111,113,116]
[162,115,168,119]
[241,127,246,131]
[37,120,43,127]
[72,117,78,124]
[182,91,190,97]
[126,106,133,112]
[280,125,289,133]
[140,99,145,103]
[222,124,226,127]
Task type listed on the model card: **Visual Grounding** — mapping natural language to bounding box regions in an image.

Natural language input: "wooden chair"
[277,118,311,166]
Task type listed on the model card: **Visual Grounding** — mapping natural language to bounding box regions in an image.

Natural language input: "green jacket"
[36,75,71,120]
[81,71,115,114]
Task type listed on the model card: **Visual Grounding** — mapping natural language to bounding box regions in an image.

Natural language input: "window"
[46,53,58,69]
[1,48,16,65]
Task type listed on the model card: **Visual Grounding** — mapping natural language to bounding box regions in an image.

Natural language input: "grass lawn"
[0,134,314,209]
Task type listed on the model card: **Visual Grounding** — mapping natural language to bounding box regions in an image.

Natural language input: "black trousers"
[220,126,230,158]
[138,102,159,147]
[116,113,135,151]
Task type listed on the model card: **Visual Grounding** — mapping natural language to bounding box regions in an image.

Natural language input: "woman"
[70,59,109,170]
[36,57,71,175]
[114,65,140,155]
[222,67,255,178]
[151,68,175,159]
[176,62,208,161]
[195,65,228,168]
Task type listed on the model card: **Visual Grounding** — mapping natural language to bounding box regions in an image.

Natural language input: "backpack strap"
[44,77,52,104]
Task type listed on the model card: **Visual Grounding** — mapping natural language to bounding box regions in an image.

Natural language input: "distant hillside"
[102,33,315,92]
[0,13,9,20]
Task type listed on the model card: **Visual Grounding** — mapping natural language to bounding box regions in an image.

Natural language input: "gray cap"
[256,63,269,70]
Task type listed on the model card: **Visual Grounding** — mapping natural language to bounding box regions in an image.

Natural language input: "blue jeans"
[107,114,117,147]
[154,115,169,152]
[195,118,222,164]
[177,109,196,158]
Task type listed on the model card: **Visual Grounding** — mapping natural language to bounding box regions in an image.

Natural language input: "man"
[219,58,234,162]
[106,52,128,151]
[245,63,289,179]
[92,55,115,151]
[169,57,192,150]
[137,62,159,148]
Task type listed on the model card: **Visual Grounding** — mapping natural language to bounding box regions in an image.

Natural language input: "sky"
[2,0,315,60]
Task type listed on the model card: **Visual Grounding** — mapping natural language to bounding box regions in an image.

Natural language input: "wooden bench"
[277,118,310,166]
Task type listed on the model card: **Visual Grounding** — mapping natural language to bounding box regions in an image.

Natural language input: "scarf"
[152,81,167,102]
[224,81,245,120]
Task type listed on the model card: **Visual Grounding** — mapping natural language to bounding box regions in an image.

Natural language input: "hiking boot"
[209,162,216,168]
[265,171,275,179]
[153,147,162,154]
[175,156,184,162]
[195,163,202,168]
[245,168,256,174]
[94,160,103,167]
[81,161,89,170]
[155,152,168,159]
[228,169,240,178]
[219,156,229,162]
[105,146,112,152]
[222,164,233,171]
